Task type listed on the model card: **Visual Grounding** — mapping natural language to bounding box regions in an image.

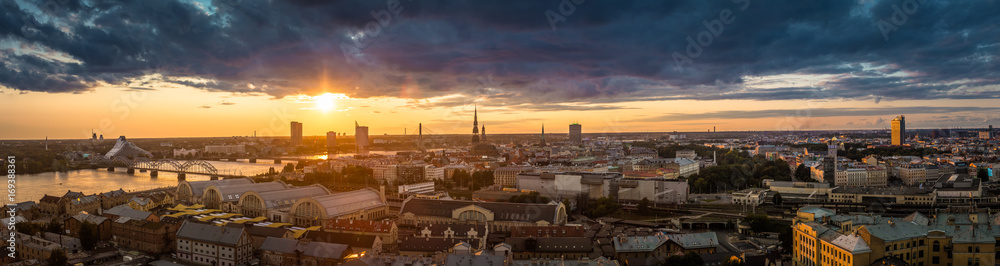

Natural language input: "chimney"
[379,185,386,203]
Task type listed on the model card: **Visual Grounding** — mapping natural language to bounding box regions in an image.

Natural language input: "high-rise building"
[290,121,303,146]
[569,123,582,143]
[326,131,337,153]
[891,115,905,145]
[355,121,369,154]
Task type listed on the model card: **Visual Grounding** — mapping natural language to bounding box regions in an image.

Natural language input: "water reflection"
[14,160,282,204]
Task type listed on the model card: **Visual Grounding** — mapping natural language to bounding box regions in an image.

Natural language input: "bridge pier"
[210,175,219,180]
[228,158,236,162]
[107,167,114,172]
[177,173,186,180]
[249,158,256,163]
[139,169,147,173]
[274,159,281,164]
[150,171,158,177]
[126,168,135,174]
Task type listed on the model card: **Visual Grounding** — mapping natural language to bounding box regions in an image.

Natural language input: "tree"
[720,256,743,266]
[282,163,295,173]
[16,222,43,235]
[794,164,811,180]
[586,197,620,218]
[46,218,62,234]
[660,252,705,266]
[452,170,472,188]
[773,192,783,206]
[47,249,68,266]
[470,170,495,190]
[779,226,794,252]
[978,168,989,179]
[745,214,771,233]
[79,222,99,250]
[638,198,651,214]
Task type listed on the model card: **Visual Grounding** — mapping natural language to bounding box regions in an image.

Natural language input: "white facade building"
[175,222,253,266]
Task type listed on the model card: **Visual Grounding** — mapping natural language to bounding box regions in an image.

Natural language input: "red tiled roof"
[40,195,60,203]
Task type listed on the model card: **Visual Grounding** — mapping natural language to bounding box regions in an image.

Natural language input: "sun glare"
[313,93,348,112]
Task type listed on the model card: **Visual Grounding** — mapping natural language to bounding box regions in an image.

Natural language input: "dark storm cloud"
[633,106,1000,122]
[0,0,998,104]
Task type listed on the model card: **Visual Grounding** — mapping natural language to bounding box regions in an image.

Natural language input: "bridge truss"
[92,157,219,175]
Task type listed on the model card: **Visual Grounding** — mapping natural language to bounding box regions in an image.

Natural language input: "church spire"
[541,124,546,146]
[481,125,487,142]
[471,104,480,144]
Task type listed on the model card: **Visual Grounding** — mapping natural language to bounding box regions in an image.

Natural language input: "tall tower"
[481,125,487,143]
[540,124,546,146]
[418,123,424,151]
[472,105,480,144]
[326,131,337,154]
[355,121,369,154]
[569,123,582,143]
[290,121,303,146]
[891,115,906,145]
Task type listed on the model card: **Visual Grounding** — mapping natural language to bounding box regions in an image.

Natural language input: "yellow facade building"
[793,206,1000,266]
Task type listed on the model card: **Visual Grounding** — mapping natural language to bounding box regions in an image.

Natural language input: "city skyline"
[3,1,1000,265]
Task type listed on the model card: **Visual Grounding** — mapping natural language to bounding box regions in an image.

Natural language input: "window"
[933,256,939,264]
[933,241,940,252]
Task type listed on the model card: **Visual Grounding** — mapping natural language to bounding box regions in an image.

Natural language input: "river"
[10,160,284,205]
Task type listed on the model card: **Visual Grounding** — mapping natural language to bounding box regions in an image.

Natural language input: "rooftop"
[176,221,246,245]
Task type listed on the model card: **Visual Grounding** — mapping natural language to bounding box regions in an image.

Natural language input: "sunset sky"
[2,0,999,139]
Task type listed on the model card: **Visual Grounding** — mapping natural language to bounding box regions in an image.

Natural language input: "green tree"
[773,192,783,206]
[638,197,651,214]
[794,164,811,180]
[779,226,794,251]
[470,170,495,190]
[660,252,705,266]
[47,249,68,266]
[16,222,43,235]
[79,222,99,250]
[720,256,743,266]
[978,168,989,179]
[282,163,295,173]
[745,214,771,233]
[46,218,63,234]
[586,197,620,218]
[452,170,472,188]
